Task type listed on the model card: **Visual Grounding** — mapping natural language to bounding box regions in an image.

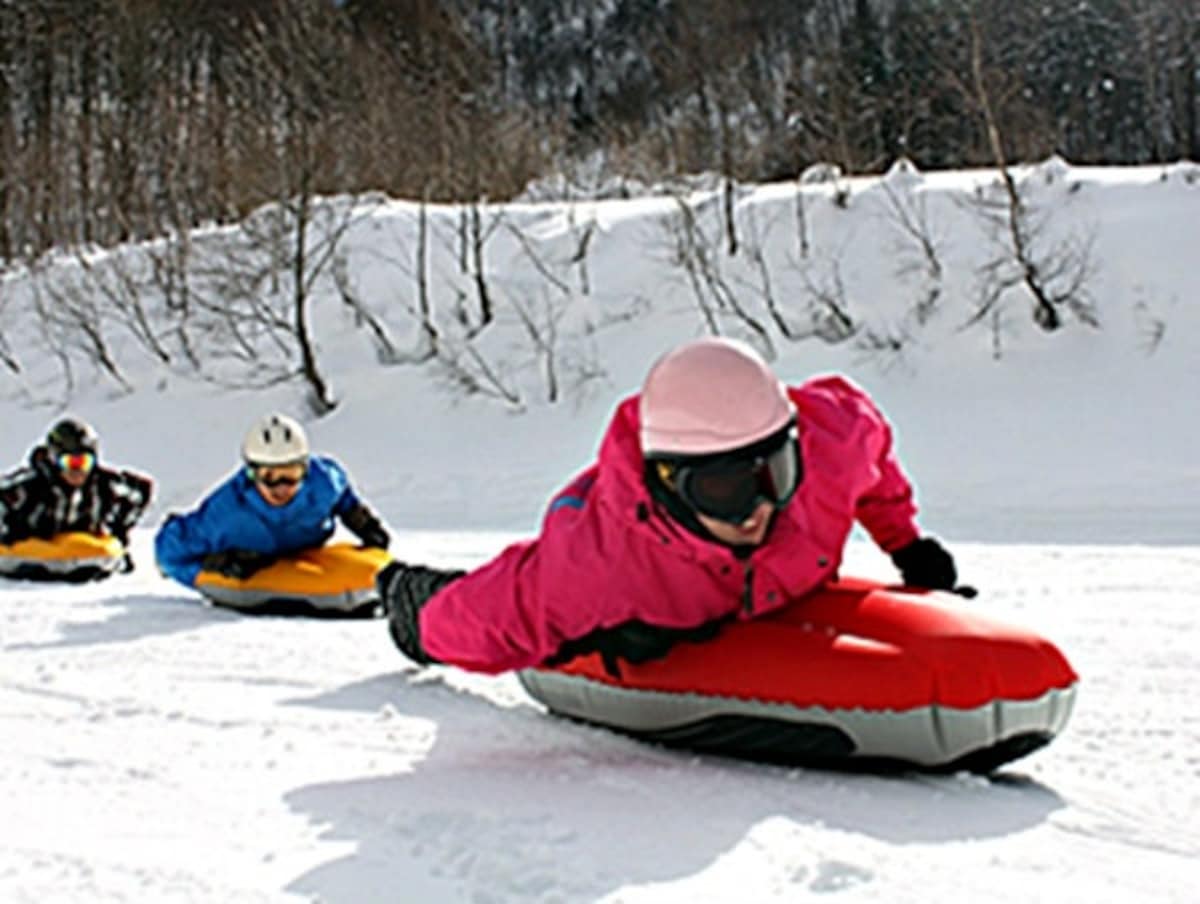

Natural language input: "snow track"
[1,534,1197,903]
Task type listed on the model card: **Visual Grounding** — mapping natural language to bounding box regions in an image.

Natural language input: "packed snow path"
[1,533,1197,903]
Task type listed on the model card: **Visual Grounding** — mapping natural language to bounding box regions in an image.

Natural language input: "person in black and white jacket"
[0,417,154,569]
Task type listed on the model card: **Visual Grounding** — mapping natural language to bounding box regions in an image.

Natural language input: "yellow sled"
[195,543,392,616]
[0,532,126,583]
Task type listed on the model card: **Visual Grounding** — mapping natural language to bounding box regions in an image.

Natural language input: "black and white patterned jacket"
[0,446,154,545]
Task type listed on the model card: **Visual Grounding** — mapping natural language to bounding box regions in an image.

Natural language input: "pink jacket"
[420,376,922,673]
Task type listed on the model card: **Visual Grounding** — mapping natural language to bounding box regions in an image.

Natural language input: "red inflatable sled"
[195,543,392,617]
[519,578,1077,773]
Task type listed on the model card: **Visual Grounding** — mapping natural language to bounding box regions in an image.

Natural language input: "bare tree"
[965,180,1100,338]
[215,4,390,413]
[794,255,858,345]
[506,221,573,298]
[511,291,565,405]
[331,251,400,364]
[432,340,523,410]
[72,249,172,365]
[662,194,774,357]
[943,5,1101,334]
[794,180,811,260]
[28,261,131,393]
[879,175,946,325]
[462,201,502,336]
[569,217,596,296]
[428,204,612,408]
[730,203,801,340]
[0,272,23,373]
[412,197,438,358]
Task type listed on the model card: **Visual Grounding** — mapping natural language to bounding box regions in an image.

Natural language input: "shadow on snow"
[2,588,237,650]
[279,672,1066,904]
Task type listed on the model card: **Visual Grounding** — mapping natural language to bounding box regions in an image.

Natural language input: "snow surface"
[2,162,1199,902]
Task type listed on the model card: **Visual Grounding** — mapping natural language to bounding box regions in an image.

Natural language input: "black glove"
[891,536,958,591]
[120,470,155,505]
[378,561,465,664]
[118,552,135,574]
[201,549,275,581]
[3,525,32,544]
[545,617,728,679]
[342,503,390,550]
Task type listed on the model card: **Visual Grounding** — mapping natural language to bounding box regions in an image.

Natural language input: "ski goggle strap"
[665,425,802,525]
[56,451,96,473]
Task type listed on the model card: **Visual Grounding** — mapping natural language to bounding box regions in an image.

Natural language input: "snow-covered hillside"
[1,162,1198,902]
[1,160,1197,542]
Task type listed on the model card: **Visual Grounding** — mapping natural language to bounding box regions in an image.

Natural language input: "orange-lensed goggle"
[57,451,96,473]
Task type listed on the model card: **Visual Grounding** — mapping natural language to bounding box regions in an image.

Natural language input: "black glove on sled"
[545,617,728,679]
[890,536,957,591]
[342,503,390,550]
[201,549,275,581]
[378,561,465,665]
[1,526,32,545]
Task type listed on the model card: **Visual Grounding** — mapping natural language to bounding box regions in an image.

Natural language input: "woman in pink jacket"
[380,337,961,675]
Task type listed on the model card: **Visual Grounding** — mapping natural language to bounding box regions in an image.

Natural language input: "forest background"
[1,0,1196,260]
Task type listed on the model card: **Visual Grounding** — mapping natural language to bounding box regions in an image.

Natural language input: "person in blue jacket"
[155,412,390,587]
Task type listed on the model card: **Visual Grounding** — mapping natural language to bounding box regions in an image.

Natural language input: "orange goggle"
[57,451,96,473]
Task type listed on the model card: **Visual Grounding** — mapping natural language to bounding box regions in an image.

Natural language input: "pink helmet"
[640,337,795,457]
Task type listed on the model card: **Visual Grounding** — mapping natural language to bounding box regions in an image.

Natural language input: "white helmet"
[241,413,309,466]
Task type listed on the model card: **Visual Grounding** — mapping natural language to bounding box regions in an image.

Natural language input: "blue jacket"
[155,455,363,587]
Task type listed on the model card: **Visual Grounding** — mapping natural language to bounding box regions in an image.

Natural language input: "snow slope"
[2,535,1196,903]
[1,162,1199,902]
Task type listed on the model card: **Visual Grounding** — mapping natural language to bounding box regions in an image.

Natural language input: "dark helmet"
[46,417,99,457]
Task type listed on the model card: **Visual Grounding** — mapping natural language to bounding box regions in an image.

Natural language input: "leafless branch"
[506,221,573,297]
[731,204,802,339]
[433,340,524,409]
[666,195,774,356]
[73,249,172,364]
[28,265,131,392]
[331,251,400,364]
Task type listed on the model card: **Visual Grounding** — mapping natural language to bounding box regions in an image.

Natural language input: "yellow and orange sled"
[0,532,126,583]
[195,543,392,616]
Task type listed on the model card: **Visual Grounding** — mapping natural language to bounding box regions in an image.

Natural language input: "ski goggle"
[246,463,306,489]
[56,451,96,474]
[662,424,802,525]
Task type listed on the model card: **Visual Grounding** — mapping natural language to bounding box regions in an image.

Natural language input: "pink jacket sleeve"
[417,469,611,674]
[855,413,921,552]
[418,538,556,673]
[801,376,921,554]
[849,388,920,552]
